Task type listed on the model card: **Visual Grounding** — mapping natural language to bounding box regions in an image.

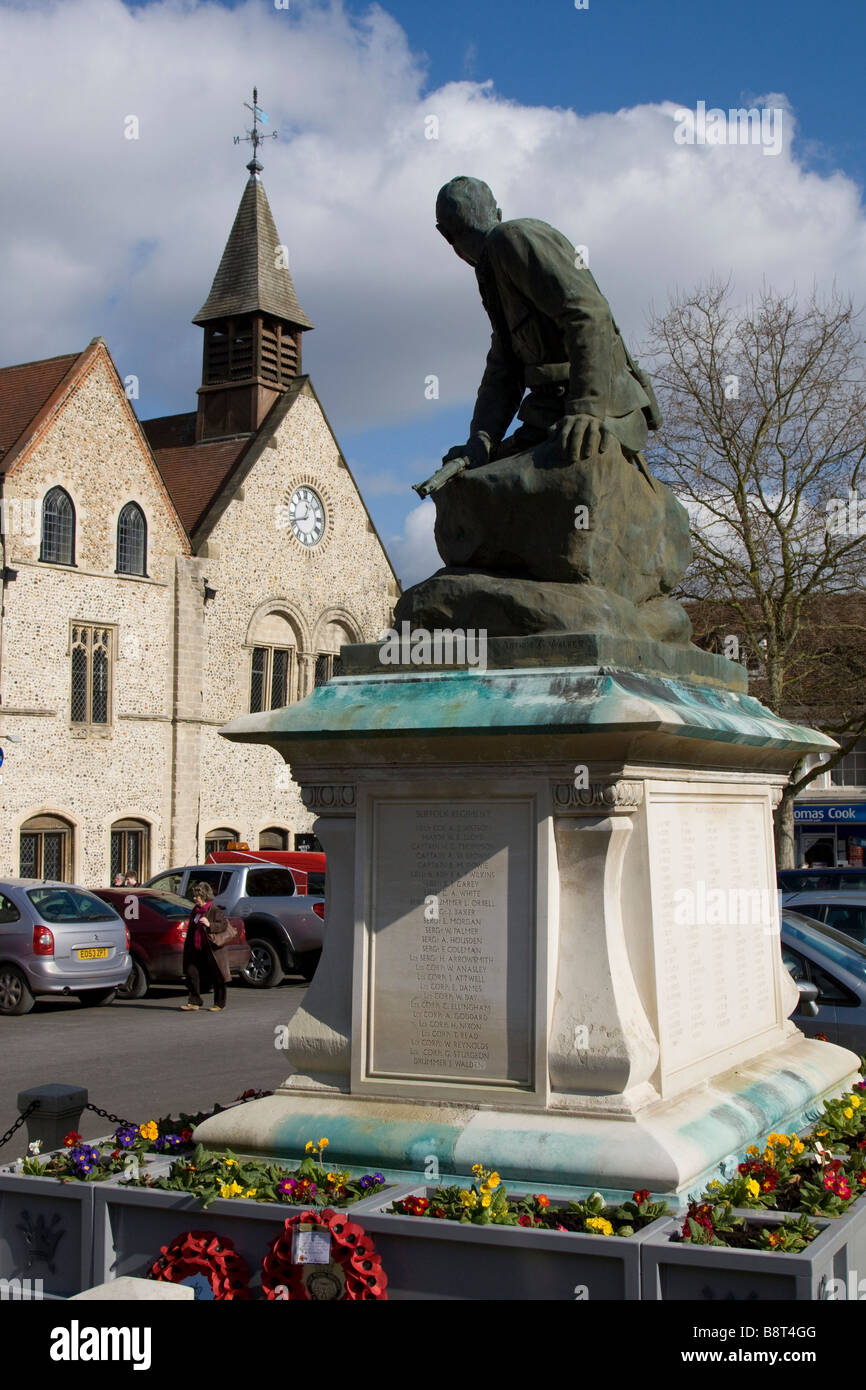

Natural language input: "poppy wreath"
[148,1230,252,1300]
[261,1209,388,1300]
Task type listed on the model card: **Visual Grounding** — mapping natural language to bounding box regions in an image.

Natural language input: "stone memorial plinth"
[194,638,859,1199]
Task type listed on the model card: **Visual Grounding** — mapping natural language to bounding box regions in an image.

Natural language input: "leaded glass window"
[249,646,293,712]
[70,624,113,726]
[40,487,75,565]
[117,503,146,575]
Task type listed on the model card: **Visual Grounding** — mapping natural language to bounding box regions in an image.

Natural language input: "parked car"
[778,868,866,893]
[143,864,324,987]
[781,908,866,1052]
[779,890,866,946]
[0,879,130,1016]
[90,888,249,999]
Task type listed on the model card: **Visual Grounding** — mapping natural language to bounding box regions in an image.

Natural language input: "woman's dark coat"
[183,903,233,985]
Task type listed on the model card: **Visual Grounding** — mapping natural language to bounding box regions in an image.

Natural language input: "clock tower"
[192,93,313,443]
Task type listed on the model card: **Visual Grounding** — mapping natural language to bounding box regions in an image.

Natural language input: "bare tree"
[643,278,866,865]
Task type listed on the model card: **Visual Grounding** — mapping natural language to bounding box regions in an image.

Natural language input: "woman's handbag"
[207,918,238,948]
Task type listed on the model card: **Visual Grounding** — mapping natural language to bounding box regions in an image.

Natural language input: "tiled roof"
[141,411,197,450]
[193,175,313,330]
[148,432,252,535]
[0,352,81,470]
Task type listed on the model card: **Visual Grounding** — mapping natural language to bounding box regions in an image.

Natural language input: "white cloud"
[2,0,866,454]
[388,498,438,588]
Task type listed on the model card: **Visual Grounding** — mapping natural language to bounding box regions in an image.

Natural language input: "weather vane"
[234,87,277,174]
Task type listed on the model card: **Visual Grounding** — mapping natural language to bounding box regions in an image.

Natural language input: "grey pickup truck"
[145,863,323,987]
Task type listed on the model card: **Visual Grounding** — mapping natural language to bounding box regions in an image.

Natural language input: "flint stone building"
[0,167,398,885]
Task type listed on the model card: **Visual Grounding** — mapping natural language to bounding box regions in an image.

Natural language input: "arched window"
[314,619,356,686]
[117,503,147,576]
[204,827,239,857]
[20,814,74,881]
[259,827,289,850]
[110,818,150,882]
[249,611,299,713]
[40,487,75,565]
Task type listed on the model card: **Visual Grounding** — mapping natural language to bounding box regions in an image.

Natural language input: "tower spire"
[233,86,277,176]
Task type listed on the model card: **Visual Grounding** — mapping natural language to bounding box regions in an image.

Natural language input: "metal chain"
[0,1099,40,1151]
[0,1091,274,1153]
[84,1102,136,1129]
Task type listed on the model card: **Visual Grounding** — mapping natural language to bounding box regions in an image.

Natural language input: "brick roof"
[0,352,82,470]
[145,426,252,534]
[193,175,313,331]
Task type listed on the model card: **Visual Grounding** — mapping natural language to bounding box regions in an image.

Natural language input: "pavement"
[0,978,307,1160]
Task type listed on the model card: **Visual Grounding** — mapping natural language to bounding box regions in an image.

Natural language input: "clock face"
[288,486,326,547]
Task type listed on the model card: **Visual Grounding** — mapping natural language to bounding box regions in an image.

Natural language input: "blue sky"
[2,0,865,584]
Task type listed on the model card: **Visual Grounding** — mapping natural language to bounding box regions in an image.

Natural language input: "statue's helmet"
[435,177,501,238]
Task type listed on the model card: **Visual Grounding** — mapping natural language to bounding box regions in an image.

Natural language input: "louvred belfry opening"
[193,171,313,442]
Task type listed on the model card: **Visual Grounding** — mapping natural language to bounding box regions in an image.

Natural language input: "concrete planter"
[91,1181,408,1291]
[0,1169,94,1299]
[345,1186,670,1300]
[642,1207,863,1300]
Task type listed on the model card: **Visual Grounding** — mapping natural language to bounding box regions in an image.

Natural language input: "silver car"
[780,890,866,947]
[0,879,130,1016]
[145,863,324,987]
[782,908,866,1052]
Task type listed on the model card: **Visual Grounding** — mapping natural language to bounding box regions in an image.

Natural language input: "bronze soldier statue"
[416,176,661,496]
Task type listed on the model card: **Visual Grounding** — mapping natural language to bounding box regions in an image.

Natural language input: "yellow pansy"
[745,1178,760,1199]
[746,1145,760,1156]
[471,1164,484,1175]
[223,1158,237,1168]
[326,1172,336,1183]
[305,1141,315,1153]
[851,1096,861,1109]
[220,1181,244,1199]
[318,1138,329,1149]
[791,1139,805,1155]
[586,1217,614,1236]
[480,1194,492,1208]
[139,1121,158,1142]
[459,1189,476,1207]
[244,1189,257,1198]
[817,1130,829,1137]
[488,1172,501,1188]
[844,1108,854,1120]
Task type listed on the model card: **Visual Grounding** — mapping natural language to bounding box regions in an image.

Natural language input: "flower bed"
[119,1138,389,1211]
[91,1180,409,1293]
[642,1207,861,1300]
[349,1178,671,1300]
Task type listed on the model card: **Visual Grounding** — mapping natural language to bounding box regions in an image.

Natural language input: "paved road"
[0,978,307,1160]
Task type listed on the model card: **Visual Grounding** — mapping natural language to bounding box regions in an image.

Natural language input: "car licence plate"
[77,947,109,960]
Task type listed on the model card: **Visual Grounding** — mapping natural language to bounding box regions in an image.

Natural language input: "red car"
[91,888,249,999]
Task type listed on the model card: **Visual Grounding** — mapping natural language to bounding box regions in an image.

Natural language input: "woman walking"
[181,882,234,1012]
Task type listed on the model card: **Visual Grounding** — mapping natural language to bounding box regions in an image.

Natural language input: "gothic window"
[40,487,75,565]
[19,815,74,881]
[117,503,147,576]
[71,624,113,726]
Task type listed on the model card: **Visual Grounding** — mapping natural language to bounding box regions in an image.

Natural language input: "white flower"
[28,1140,42,1156]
